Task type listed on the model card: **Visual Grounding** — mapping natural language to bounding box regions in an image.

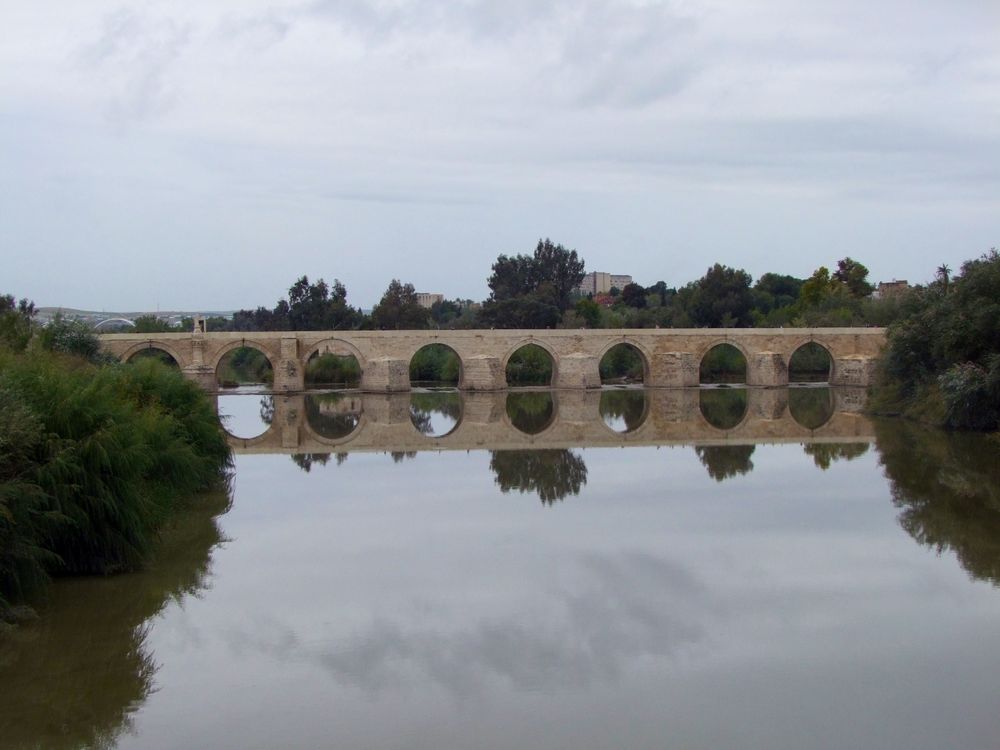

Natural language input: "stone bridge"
[222,387,874,455]
[99,327,885,391]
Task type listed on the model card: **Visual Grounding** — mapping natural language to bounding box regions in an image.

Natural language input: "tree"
[490,449,588,505]
[0,295,35,351]
[575,297,602,328]
[688,264,754,327]
[132,315,174,333]
[478,296,560,329]
[371,279,430,330]
[621,283,647,308]
[488,239,585,313]
[832,257,874,298]
[936,263,952,294]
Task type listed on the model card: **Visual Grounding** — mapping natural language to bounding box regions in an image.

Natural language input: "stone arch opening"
[217,394,274,440]
[789,342,833,383]
[410,391,463,438]
[505,343,555,387]
[409,344,462,387]
[789,387,835,430]
[305,351,361,388]
[126,346,179,369]
[699,343,748,385]
[599,389,649,433]
[214,343,275,389]
[506,392,556,435]
[599,342,648,384]
[304,393,363,442]
[699,388,749,431]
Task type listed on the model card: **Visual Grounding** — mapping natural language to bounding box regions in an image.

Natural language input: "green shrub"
[0,350,231,614]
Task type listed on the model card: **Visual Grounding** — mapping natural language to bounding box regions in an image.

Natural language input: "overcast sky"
[2,0,997,311]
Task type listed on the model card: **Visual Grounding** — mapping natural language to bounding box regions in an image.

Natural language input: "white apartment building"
[576,272,633,296]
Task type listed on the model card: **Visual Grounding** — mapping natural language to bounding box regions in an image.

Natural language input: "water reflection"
[490,450,588,505]
[698,388,748,430]
[599,389,648,433]
[694,445,756,482]
[410,390,462,437]
[217,392,273,439]
[802,442,869,470]
[0,492,230,750]
[788,387,835,429]
[305,392,363,441]
[506,391,556,435]
[878,420,1000,585]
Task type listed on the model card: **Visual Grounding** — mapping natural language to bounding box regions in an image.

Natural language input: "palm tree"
[936,263,952,293]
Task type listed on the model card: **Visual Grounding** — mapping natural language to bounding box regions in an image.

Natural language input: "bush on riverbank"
[0,349,231,623]
[869,250,1000,430]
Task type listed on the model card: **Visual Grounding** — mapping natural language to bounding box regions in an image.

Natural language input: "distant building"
[873,280,910,299]
[415,292,444,309]
[576,272,633,296]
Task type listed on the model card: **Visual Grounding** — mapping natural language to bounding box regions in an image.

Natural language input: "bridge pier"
[555,354,601,389]
[273,337,305,392]
[831,357,878,387]
[748,352,788,387]
[361,358,411,392]
[460,355,506,390]
[647,352,699,387]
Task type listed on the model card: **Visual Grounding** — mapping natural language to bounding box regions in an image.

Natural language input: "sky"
[2,0,998,311]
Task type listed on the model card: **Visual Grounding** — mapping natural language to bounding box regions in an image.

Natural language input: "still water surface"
[2,388,1000,750]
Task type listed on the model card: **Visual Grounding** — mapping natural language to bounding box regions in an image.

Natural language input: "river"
[2,387,999,750]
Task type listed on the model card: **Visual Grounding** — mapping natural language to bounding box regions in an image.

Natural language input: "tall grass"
[0,350,231,621]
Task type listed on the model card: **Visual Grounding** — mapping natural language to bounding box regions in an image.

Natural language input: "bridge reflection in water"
[219,386,872,456]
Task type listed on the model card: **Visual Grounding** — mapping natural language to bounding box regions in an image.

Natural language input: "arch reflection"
[599,389,649,433]
[410,391,462,437]
[218,394,274,440]
[305,393,363,441]
[699,388,749,431]
[506,392,556,435]
[789,387,835,430]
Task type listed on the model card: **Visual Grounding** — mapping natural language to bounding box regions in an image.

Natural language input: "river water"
[2,387,999,750]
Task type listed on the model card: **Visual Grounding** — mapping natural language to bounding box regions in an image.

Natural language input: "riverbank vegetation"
[0,297,231,626]
[869,251,1000,431]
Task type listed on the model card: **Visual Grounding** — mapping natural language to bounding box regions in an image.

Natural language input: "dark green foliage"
[505,392,556,435]
[372,279,430,330]
[833,257,874,298]
[505,344,554,386]
[688,264,754,328]
[488,239,585,314]
[490,449,588,504]
[37,315,112,364]
[574,297,602,328]
[621,283,647,308]
[802,442,869,470]
[0,295,35,352]
[131,315,174,333]
[694,445,755,482]
[0,350,231,614]
[877,419,1000,584]
[305,353,361,387]
[478,295,561,329]
[128,348,179,368]
[699,344,747,383]
[872,250,1000,430]
[599,344,645,383]
[409,344,460,384]
[230,276,363,332]
[699,388,748,430]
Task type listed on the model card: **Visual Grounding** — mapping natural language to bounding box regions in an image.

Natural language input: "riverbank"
[0,349,232,626]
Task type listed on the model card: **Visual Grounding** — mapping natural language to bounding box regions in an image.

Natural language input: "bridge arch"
[697,339,751,385]
[787,338,835,383]
[503,391,559,437]
[597,338,651,384]
[502,338,558,387]
[210,340,279,383]
[697,387,752,433]
[302,338,369,370]
[119,340,187,368]
[300,393,366,447]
